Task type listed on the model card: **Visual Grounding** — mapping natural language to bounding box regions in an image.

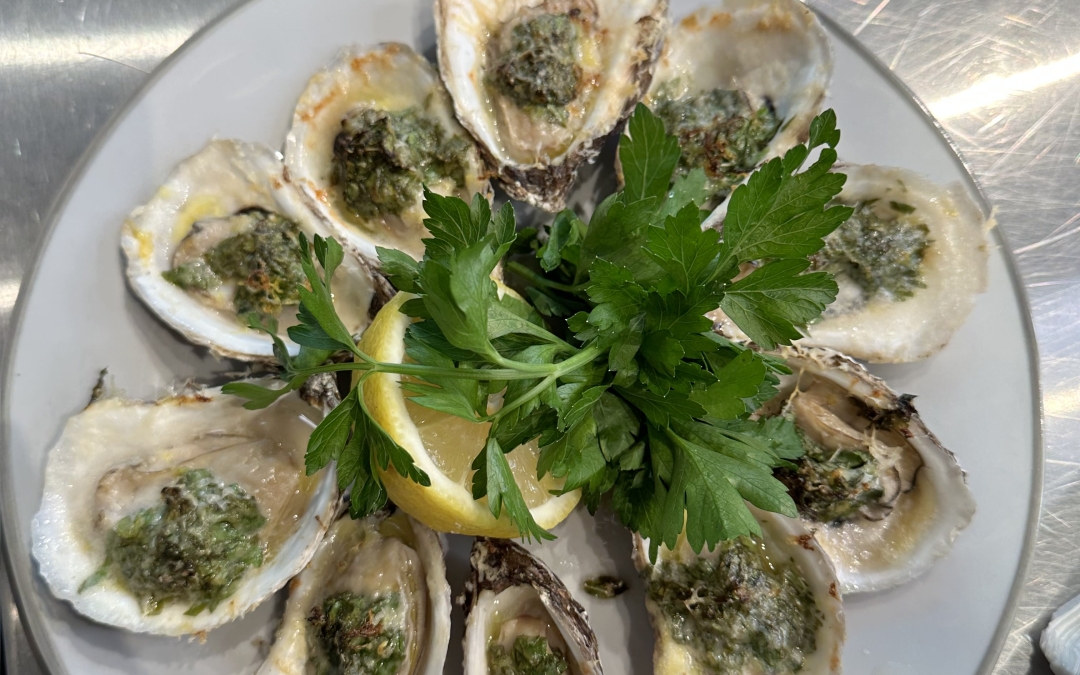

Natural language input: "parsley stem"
[287,361,554,382]
[506,261,585,293]
[486,373,559,424]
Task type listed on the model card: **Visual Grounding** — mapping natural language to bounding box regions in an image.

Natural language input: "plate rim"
[0,4,1045,674]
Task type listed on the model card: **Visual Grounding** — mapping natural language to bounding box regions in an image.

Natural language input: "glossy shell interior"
[633,507,845,675]
[120,139,374,361]
[765,345,977,593]
[436,0,667,211]
[30,382,338,636]
[285,42,490,262]
[257,509,451,675]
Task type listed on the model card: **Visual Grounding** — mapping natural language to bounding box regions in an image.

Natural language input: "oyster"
[761,345,976,593]
[121,139,374,362]
[634,508,844,675]
[462,537,602,675]
[285,43,491,262]
[636,0,831,208]
[258,509,450,675]
[30,379,339,635]
[799,164,990,362]
[436,0,667,211]
[1042,593,1080,675]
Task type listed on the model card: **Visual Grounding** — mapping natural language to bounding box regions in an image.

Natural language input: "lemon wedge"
[359,292,580,537]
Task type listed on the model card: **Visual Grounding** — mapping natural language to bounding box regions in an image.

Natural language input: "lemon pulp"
[403,399,563,509]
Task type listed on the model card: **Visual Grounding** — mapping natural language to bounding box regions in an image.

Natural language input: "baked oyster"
[637,0,831,208]
[799,164,990,362]
[121,139,374,362]
[285,43,490,262]
[436,0,667,211]
[761,345,976,593]
[462,537,602,675]
[30,379,338,635]
[634,508,844,675]
[258,509,450,675]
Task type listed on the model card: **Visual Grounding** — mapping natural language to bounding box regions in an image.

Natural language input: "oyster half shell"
[638,0,832,208]
[30,380,338,635]
[1042,593,1080,675]
[258,509,451,675]
[800,164,990,362]
[634,508,844,675]
[285,43,491,262]
[436,0,667,211]
[463,537,602,675]
[762,345,976,593]
[121,139,375,362]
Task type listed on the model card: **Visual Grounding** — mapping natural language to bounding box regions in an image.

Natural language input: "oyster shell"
[462,537,602,675]
[30,379,339,635]
[121,139,375,362]
[285,43,491,262]
[258,509,450,675]
[799,164,990,362]
[436,0,667,211]
[633,508,844,675]
[635,0,831,207]
[761,345,976,593]
[1042,593,1080,675]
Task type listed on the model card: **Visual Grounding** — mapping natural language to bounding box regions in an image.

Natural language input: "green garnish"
[653,88,782,204]
[226,105,852,553]
[332,106,472,219]
[812,199,930,301]
[81,468,265,616]
[489,635,569,675]
[491,13,581,124]
[163,208,306,319]
[307,591,406,675]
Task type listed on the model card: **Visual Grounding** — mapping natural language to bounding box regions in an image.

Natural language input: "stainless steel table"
[2,1,1078,673]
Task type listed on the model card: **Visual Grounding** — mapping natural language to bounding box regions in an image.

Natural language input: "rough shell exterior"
[462,537,602,675]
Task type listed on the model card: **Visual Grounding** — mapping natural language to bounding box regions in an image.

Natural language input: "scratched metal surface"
[1,0,1076,673]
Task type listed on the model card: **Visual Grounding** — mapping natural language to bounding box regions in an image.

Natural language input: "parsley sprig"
[227,105,852,553]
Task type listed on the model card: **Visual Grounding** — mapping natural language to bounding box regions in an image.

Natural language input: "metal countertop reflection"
[2,1,1078,673]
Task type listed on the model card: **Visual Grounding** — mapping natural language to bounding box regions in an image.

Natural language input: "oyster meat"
[800,164,990,362]
[30,379,339,635]
[638,0,831,208]
[121,139,375,362]
[463,537,602,675]
[285,43,491,262]
[634,508,844,675]
[761,345,976,593]
[436,0,666,211]
[258,509,450,675]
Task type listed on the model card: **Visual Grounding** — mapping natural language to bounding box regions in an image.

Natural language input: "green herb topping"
[776,426,884,523]
[332,106,472,219]
[653,89,782,205]
[492,13,581,124]
[811,199,930,302]
[489,635,569,675]
[582,575,628,599]
[307,591,406,675]
[82,468,265,615]
[163,208,306,319]
[646,538,823,674]
[226,105,853,553]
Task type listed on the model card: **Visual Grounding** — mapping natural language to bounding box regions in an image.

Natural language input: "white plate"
[0,0,1040,673]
